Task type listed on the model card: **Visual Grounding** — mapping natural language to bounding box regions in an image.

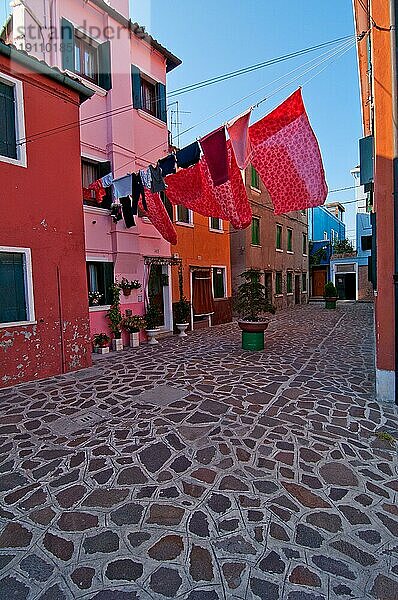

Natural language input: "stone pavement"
[0,303,397,600]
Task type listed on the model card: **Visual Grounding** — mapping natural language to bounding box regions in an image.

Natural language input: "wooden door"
[313,269,326,297]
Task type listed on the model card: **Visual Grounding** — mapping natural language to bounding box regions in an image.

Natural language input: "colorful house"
[3,0,181,345]
[0,40,93,387]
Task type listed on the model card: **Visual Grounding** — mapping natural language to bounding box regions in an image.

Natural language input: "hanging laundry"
[200,126,229,186]
[131,173,147,213]
[139,190,177,245]
[149,164,167,193]
[139,168,152,190]
[176,141,201,169]
[88,179,106,204]
[159,154,177,176]
[113,174,132,199]
[110,202,123,223]
[227,108,252,170]
[120,196,136,228]
[249,88,328,214]
[83,187,93,201]
[101,173,113,188]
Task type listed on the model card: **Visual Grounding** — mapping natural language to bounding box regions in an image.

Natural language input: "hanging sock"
[139,168,152,190]
[113,174,132,199]
[149,164,167,193]
[200,126,229,186]
[159,154,177,176]
[131,173,147,213]
[101,173,113,188]
[139,190,177,245]
[175,141,201,169]
[249,89,328,214]
[227,108,252,170]
[120,196,136,228]
[88,179,106,204]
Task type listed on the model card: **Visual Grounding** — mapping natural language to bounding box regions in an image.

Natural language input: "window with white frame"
[209,217,223,231]
[212,267,226,299]
[86,261,114,306]
[0,247,34,325]
[323,231,328,240]
[176,205,192,225]
[0,74,26,167]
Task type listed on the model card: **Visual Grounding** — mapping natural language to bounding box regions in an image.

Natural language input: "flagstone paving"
[0,303,397,600]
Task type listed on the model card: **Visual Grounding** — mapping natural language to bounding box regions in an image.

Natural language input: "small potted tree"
[93,333,110,354]
[174,297,191,337]
[107,284,123,350]
[324,281,338,309]
[145,301,162,345]
[123,315,147,348]
[234,268,276,350]
[119,277,141,297]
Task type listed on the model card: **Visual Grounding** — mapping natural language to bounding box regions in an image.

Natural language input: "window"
[302,233,308,255]
[276,225,283,250]
[250,165,260,189]
[361,235,372,251]
[210,217,223,231]
[0,248,34,325]
[0,75,26,167]
[287,228,293,252]
[275,272,282,295]
[323,231,328,240]
[251,217,260,246]
[86,261,114,306]
[302,273,307,293]
[212,267,226,299]
[82,158,112,209]
[74,34,98,82]
[131,65,167,123]
[176,205,192,225]
[287,271,293,294]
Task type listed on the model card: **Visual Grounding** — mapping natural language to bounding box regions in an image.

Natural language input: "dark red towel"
[200,126,229,186]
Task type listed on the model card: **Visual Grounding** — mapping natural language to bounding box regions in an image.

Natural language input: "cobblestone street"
[0,303,397,600]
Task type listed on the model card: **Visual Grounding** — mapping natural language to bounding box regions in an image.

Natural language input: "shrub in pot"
[123,315,146,348]
[93,333,110,354]
[107,284,123,350]
[324,281,338,309]
[174,297,191,337]
[234,268,276,350]
[145,302,163,345]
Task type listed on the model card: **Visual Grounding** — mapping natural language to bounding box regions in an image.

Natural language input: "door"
[336,275,345,299]
[295,275,300,304]
[312,269,326,297]
[148,264,165,326]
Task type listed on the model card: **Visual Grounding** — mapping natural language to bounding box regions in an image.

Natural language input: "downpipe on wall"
[391,0,398,404]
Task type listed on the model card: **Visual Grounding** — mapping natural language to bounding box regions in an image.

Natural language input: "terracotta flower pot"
[122,288,131,296]
[237,320,269,333]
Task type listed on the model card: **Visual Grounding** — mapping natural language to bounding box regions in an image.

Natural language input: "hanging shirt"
[175,141,201,169]
[149,164,167,193]
[249,89,328,214]
[113,174,132,199]
[159,154,177,176]
[120,196,136,228]
[131,173,147,213]
[200,126,229,186]
[139,168,152,190]
[101,173,113,188]
[88,179,106,204]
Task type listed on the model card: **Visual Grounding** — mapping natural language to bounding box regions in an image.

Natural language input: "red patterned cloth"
[249,89,328,214]
[139,190,177,245]
[88,179,106,204]
[227,108,252,170]
[166,143,252,230]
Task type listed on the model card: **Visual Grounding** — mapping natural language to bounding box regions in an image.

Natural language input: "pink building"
[3,0,181,344]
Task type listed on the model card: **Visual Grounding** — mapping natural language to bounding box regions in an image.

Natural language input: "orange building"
[353,0,396,402]
[171,206,232,330]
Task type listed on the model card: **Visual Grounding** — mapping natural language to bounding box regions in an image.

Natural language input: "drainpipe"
[391,0,398,404]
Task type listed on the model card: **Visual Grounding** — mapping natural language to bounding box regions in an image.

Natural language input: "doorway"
[147,264,172,330]
[295,274,300,304]
[312,268,326,297]
[335,273,356,300]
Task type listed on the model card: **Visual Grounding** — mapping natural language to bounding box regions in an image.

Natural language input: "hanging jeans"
[131,173,147,212]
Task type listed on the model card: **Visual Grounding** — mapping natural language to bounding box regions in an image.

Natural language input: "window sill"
[274,294,283,298]
[89,305,111,312]
[64,69,108,96]
[176,221,194,228]
[286,293,294,296]
[137,109,167,128]
[0,153,27,169]
[0,320,36,329]
[303,253,308,257]
[302,291,308,294]
[251,244,262,248]
[276,248,283,253]
[287,251,294,254]
[250,186,261,194]
[214,296,227,301]
[84,205,111,215]
[209,228,224,234]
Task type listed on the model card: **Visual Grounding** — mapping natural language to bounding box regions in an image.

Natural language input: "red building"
[0,41,94,387]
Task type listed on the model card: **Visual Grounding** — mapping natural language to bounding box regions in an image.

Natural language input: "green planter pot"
[325,297,337,309]
[238,320,269,351]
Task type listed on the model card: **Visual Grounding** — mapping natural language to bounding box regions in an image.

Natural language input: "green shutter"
[0,252,27,323]
[60,18,75,72]
[131,65,142,109]
[98,40,112,91]
[359,135,374,186]
[103,262,114,305]
[156,82,167,123]
[251,218,260,245]
[0,82,17,159]
[213,269,225,299]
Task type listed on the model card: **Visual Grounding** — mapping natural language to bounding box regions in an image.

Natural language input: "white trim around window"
[175,205,194,227]
[0,72,27,168]
[0,246,35,328]
[211,265,227,299]
[209,217,223,233]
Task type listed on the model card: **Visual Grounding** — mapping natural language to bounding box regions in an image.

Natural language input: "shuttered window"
[210,217,222,231]
[0,251,27,323]
[131,65,167,123]
[251,217,260,245]
[0,82,17,160]
[275,272,282,294]
[302,273,307,292]
[276,225,282,250]
[212,267,226,299]
[176,205,192,224]
[287,228,293,252]
[251,165,260,189]
[287,272,293,294]
[86,262,114,306]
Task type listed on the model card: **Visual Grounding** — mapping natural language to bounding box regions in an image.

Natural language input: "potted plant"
[234,268,276,351]
[174,297,191,337]
[93,333,110,354]
[89,291,102,306]
[123,315,147,348]
[145,301,162,345]
[119,277,141,297]
[107,284,123,350]
[324,281,338,309]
